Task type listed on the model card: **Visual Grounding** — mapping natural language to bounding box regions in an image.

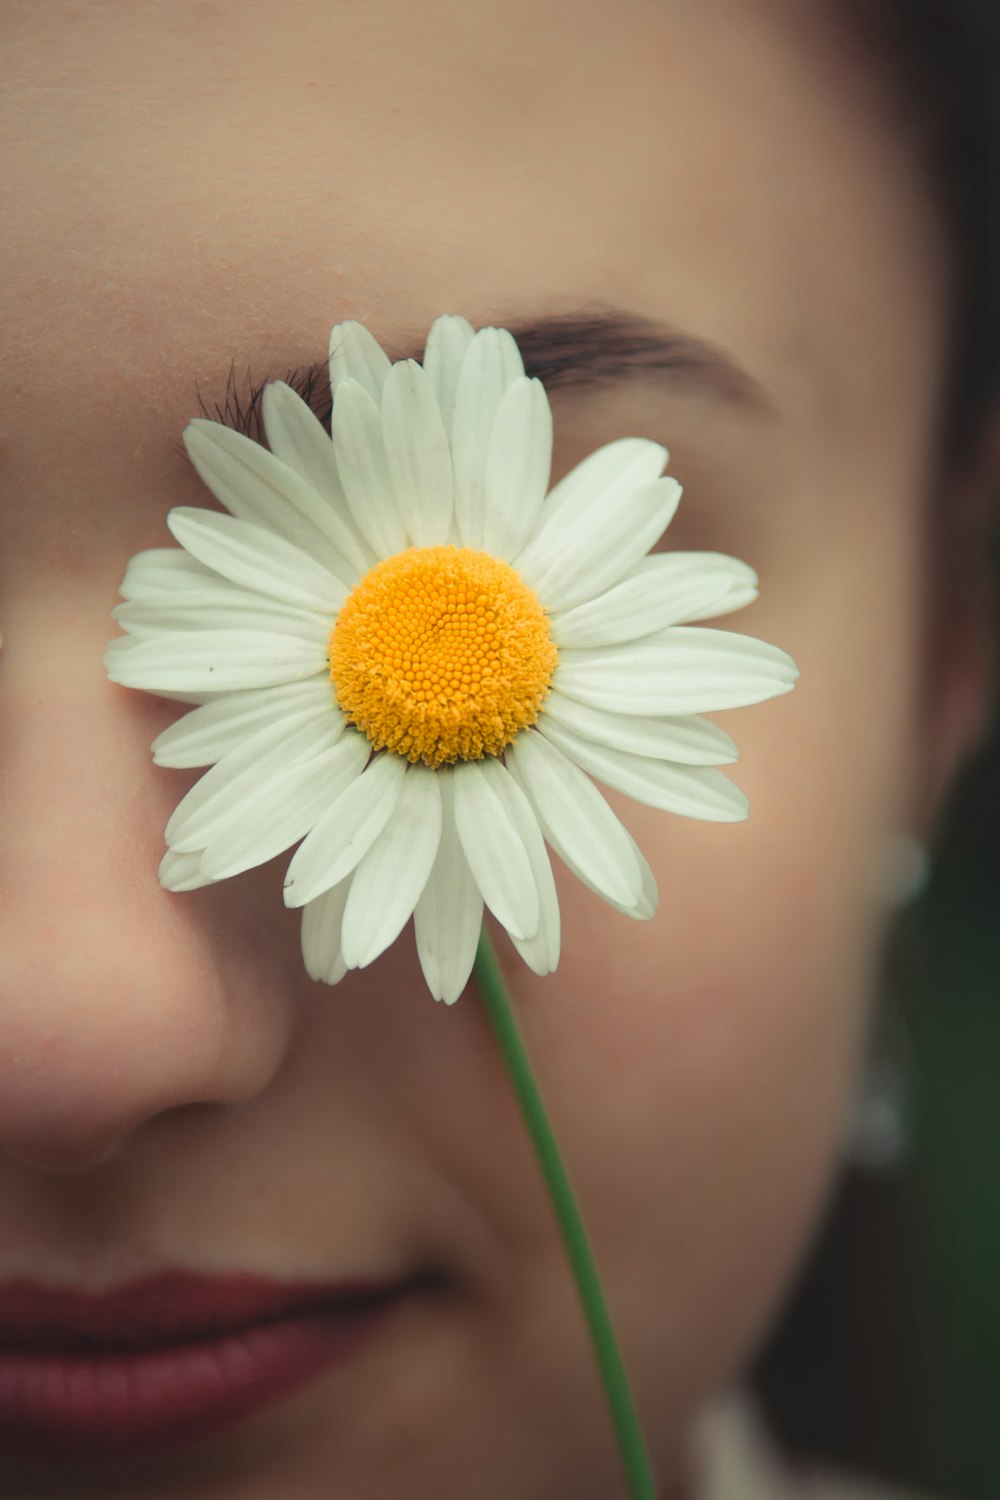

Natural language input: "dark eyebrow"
[497,309,768,408]
[189,306,771,447]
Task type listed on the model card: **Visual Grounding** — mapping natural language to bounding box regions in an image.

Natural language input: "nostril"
[0,1096,237,1176]
[0,1130,128,1177]
[0,853,301,1176]
[0,977,293,1177]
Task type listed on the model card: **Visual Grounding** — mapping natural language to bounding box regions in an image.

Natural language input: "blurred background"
[751,586,1000,1499]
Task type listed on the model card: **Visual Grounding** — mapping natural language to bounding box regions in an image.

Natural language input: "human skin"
[0,0,993,1496]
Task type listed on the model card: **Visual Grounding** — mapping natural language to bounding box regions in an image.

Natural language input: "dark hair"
[843,0,1000,468]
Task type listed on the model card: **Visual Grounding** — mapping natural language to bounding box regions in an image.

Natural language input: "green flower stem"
[473,927,657,1500]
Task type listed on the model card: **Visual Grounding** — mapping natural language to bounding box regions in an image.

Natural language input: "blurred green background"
[903,715,1000,1500]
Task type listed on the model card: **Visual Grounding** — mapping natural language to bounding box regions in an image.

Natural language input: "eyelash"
[194,328,655,447]
[193,362,334,445]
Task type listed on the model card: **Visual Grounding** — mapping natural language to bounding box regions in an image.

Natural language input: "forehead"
[2,0,944,453]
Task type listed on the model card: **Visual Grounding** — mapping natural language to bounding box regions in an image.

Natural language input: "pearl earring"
[876,830,932,908]
[845,831,931,1171]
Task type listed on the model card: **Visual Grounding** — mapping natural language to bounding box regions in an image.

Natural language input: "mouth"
[0,1268,435,1464]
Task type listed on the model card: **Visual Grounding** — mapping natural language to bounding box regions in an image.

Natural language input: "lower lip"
[0,1304,395,1464]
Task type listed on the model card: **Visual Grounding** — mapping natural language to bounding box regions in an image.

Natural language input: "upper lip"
[0,1270,423,1350]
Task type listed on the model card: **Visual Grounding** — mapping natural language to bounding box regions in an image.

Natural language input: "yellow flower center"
[329,545,558,768]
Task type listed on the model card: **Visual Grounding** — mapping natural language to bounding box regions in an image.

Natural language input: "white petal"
[487,762,560,977]
[555,628,799,715]
[167,508,345,613]
[519,436,667,540]
[120,548,220,601]
[181,419,360,585]
[115,624,175,647]
[198,733,370,881]
[540,692,738,765]
[341,765,443,969]
[260,380,376,579]
[117,574,246,614]
[282,751,406,907]
[452,758,539,941]
[413,770,483,1003]
[695,579,761,621]
[422,314,476,435]
[538,720,749,822]
[504,821,656,925]
[137,687,220,706]
[329,320,391,405]
[380,359,453,546]
[165,710,344,852]
[301,877,353,985]
[631,552,761,623]
[450,328,525,549]
[158,848,214,892]
[113,591,330,643]
[152,679,337,768]
[482,377,553,561]
[505,731,645,910]
[111,621,164,642]
[614,831,658,920]
[517,477,682,613]
[331,378,408,557]
[104,630,328,693]
[549,553,759,647]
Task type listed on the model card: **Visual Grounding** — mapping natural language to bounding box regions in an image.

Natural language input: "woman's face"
[0,0,974,1495]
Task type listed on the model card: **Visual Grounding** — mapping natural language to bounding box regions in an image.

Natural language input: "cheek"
[539,799,875,1259]
[498,555,921,1433]
[499,783,885,1451]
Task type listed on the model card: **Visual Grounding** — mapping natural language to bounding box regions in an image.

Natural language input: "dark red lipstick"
[0,1270,420,1464]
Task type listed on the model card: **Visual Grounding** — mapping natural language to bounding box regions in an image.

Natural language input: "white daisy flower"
[104,315,798,1003]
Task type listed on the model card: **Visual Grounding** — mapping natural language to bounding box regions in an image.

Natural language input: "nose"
[0,619,295,1172]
